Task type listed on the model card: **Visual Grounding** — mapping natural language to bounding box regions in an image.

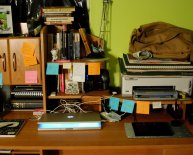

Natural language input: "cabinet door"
[9,38,42,85]
[0,39,11,85]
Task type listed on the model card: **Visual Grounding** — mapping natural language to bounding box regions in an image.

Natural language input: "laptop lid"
[38,112,101,130]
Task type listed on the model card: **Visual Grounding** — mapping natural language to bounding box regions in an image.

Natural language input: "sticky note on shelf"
[121,99,135,113]
[46,63,59,75]
[63,62,72,69]
[21,42,38,67]
[25,71,38,84]
[136,101,150,114]
[72,63,85,82]
[88,63,100,75]
[109,97,120,111]
[0,73,2,85]
[152,101,162,109]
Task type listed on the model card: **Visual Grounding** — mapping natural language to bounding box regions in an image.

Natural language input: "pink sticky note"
[25,71,38,84]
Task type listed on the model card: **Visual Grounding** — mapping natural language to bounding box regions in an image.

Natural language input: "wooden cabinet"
[0,39,10,85]
[0,37,42,85]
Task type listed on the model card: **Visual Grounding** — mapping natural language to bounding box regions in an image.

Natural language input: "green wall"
[89,0,193,87]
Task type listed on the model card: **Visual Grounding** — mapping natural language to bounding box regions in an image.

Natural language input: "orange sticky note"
[21,42,38,66]
[21,42,35,55]
[23,55,37,67]
[136,101,150,114]
[25,71,38,84]
[88,63,100,75]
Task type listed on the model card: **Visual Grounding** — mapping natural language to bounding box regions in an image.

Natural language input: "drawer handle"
[13,53,17,71]
[2,53,6,72]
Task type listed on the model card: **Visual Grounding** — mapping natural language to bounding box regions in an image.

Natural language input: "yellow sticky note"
[136,101,150,114]
[88,63,100,75]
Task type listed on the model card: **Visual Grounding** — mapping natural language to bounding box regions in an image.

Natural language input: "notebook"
[38,112,101,130]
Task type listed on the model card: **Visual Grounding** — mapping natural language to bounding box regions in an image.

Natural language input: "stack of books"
[42,6,75,25]
[118,53,193,76]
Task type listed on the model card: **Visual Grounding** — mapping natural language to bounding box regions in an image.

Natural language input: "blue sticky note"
[121,99,135,113]
[46,63,59,75]
[109,97,120,111]
[0,73,2,85]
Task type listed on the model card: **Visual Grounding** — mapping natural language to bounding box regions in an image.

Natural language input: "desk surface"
[1,111,193,155]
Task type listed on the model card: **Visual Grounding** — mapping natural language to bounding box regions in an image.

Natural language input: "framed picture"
[0,5,13,34]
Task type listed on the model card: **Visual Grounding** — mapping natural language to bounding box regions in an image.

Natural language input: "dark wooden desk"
[1,111,193,155]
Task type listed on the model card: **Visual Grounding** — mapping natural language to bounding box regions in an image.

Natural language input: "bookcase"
[40,26,106,113]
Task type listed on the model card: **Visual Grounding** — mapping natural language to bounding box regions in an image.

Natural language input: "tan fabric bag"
[129,22,193,61]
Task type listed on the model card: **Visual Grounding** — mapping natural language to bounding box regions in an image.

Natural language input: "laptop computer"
[38,112,101,130]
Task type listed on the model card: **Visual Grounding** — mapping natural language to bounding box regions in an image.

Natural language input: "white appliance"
[121,75,193,97]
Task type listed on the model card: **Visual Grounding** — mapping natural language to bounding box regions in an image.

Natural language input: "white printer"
[121,75,193,97]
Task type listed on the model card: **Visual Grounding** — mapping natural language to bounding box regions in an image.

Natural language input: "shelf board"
[47,90,110,99]
[48,92,82,99]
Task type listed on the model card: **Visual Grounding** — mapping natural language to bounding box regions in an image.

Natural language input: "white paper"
[72,63,85,82]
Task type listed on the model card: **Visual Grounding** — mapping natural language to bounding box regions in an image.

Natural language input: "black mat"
[125,122,193,138]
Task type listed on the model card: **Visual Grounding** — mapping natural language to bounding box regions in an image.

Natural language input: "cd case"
[0,119,25,137]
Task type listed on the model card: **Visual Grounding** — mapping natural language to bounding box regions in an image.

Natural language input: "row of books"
[47,30,81,60]
[119,53,193,76]
[47,67,83,95]
[47,27,95,61]
[42,6,75,25]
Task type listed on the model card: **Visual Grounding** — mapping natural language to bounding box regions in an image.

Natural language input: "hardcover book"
[44,21,72,25]
[46,16,74,22]
[0,119,25,137]
[43,6,75,13]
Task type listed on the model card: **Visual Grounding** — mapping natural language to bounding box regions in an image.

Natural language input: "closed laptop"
[38,112,101,130]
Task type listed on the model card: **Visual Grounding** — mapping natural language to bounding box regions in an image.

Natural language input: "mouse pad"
[125,122,193,138]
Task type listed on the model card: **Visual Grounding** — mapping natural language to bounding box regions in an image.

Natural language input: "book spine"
[44,21,72,25]
[74,32,80,59]
[46,17,74,22]
[67,30,74,60]
[79,28,91,56]
[59,66,65,93]
[43,13,72,17]
[61,30,67,59]
[11,102,43,109]
[43,7,75,13]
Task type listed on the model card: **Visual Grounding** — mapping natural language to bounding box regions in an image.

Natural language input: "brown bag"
[129,22,193,61]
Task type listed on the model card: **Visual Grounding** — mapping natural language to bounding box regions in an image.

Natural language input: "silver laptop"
[38,112,101,130]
